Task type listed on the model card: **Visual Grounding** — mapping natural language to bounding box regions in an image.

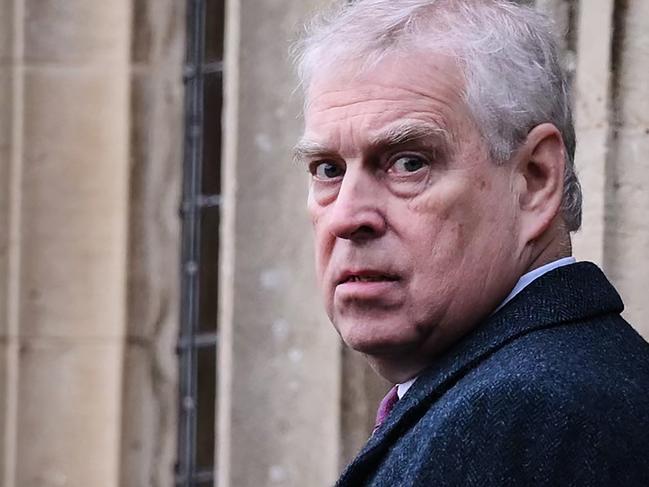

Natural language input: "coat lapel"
[337,262,623,486]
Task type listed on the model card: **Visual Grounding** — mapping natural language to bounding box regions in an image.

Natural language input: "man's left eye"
[390,156,427,174]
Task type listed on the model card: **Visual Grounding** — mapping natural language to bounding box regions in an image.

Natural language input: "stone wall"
[216,1,342,485]
[0,1,647,486]
[568,0,649,337]
[0,1,131,486]
[119,1,185,486]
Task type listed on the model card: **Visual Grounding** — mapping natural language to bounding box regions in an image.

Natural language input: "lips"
[345,275,392,283]
[337,270,400,285]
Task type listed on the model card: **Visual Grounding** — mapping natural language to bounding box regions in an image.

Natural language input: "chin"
[337,319,421,357]
[360,346,435,384]
[336,316,453,382]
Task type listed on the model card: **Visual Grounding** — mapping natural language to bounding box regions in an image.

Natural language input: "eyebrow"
[369,121,450,150]
[293,121,450,163]
[292,139,332,163]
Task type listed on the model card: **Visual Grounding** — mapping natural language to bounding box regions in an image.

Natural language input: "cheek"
[312,228,326,280]
[307,187,327,238]
[406,188,453,221]
[306,186,319,222]
[404,178,468,238]
[474,174,519,229]
[309,208,333,285]
[401,176,496,264]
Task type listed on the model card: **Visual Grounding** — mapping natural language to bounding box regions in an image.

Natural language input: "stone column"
[217,1,341,486]
[0,0,17,483]
[119,1,184,486]
[572,0,615,265]
[1,1,132,486]
[605,0,649,338]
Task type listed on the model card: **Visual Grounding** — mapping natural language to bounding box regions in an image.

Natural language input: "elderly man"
[293,0,649,485]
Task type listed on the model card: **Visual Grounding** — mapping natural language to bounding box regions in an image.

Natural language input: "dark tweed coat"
[336,262,649,487]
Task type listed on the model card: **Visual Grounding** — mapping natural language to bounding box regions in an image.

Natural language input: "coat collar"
[337,262,623,485]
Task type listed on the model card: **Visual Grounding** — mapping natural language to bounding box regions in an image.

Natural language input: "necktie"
[373,385,399,433]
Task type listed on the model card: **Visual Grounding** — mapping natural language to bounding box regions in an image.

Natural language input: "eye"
[390,155,427,174]
[311,161,345,180]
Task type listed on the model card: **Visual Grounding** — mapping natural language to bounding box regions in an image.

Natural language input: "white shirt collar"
[395,256,577,399]
[397,378,417,399]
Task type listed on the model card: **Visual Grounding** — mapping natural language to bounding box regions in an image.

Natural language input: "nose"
[326,168,387,241]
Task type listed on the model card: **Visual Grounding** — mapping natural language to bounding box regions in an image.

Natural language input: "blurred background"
[0,0,647,486]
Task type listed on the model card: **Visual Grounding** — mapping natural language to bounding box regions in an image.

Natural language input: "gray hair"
[293,0,582,231]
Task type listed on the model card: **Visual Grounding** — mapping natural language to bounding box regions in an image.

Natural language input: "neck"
[523,220,572,275]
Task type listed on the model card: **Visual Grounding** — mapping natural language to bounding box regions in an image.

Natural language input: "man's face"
[299,53,524,380]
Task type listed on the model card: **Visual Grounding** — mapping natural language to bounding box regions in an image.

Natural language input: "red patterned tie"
[373,385,399,433]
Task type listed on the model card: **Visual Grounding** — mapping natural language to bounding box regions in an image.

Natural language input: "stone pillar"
[568,0,649,338]
[0,0,17,483]
[217,1,341,486]
[118,1,184,486]
[605,0,649,338]
[1,1,132,486]
[572,0,615,265]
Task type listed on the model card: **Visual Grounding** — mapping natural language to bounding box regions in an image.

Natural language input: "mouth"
[337,271,400,285]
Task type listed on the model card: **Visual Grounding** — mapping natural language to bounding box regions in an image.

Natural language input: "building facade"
[1,0,647,486]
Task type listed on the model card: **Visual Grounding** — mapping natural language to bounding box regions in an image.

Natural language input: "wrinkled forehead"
[305,48,464,105]
[301,51,469,148]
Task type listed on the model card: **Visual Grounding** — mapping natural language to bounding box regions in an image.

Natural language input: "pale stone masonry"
[217,1,341,484]
[0,1,647,486]
[601,0,649,338]
[573,0,615,264]
[1,1,131,487]
[119,1,185,486]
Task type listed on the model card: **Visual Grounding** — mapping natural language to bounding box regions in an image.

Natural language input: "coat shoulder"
[445,313,649,420]
[392,317,649,486]
[489,314,642,385]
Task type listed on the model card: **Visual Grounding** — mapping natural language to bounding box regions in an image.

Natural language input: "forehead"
[302,52,468,152]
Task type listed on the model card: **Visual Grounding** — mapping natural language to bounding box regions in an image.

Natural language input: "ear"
[514,123,565,245]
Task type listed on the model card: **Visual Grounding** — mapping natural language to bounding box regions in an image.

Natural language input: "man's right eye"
[311,161,345,180]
